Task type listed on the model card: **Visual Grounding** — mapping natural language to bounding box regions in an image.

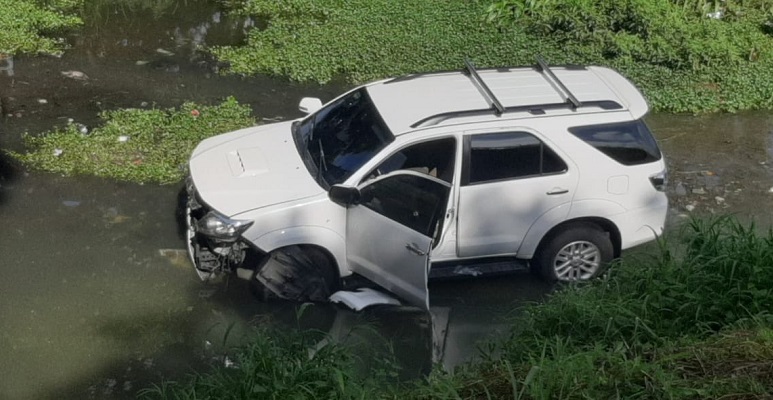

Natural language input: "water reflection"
[0,54,13,77]
[73,0,252,62]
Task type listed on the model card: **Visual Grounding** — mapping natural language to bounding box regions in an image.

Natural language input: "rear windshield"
[568,120,661,166]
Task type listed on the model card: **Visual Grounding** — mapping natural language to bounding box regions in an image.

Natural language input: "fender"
[248,225,349,277]
[517,199,625,258]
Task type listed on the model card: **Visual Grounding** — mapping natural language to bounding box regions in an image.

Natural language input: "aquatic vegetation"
[9,98,255,184]
[0,0,83,55]
[213,0,773,113]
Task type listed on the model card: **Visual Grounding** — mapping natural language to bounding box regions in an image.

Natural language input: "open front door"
[346,171,451,310]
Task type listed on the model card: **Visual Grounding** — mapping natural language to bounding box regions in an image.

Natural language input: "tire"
[251,246,340,302]
[535,224,613,282]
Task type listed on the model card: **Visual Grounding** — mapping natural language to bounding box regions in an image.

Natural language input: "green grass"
[212,0,773,113]
[413,216,773,399]
[139,324,401,400]
[143,216,773,399]
[9,98,256,184]
[0,0,83,55]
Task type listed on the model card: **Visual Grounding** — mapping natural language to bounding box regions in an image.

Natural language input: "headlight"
[195,211,254,242]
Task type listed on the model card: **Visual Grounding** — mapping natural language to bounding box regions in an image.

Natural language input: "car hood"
[189,121,323,216]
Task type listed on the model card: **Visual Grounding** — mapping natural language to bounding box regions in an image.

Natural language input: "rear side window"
[569,120,661,166]
[463,132,567,185]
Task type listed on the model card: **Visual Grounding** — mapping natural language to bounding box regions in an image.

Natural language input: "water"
[0,2,552,398]
[2,1,773,398]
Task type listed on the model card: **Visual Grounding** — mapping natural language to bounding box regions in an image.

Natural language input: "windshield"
[294,88,394,188]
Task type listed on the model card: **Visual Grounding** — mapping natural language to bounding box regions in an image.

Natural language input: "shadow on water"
[0,152,22,206]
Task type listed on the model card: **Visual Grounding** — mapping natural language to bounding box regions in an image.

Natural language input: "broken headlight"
[196,211,254,242]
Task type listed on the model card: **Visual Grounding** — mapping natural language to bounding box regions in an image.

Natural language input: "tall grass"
[416,216,773,399]
[139,326,396,400]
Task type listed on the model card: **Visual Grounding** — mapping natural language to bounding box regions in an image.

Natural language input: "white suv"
[185,58,668,310]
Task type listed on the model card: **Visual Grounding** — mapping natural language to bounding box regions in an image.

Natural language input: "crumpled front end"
[185,177,262,280]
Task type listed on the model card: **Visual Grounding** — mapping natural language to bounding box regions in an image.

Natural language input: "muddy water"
[0,2,553,399]
[1,1,773,399]
[648,113,773,225]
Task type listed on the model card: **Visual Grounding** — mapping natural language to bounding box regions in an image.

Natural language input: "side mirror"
[298,97,323,114]
[329,184,360,206]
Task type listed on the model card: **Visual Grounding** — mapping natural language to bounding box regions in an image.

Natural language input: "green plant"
[9,98,255,184]
[210,0,773,113]
[0,0,83,55]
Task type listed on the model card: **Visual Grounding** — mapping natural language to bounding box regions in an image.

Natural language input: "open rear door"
[345,171,450,310]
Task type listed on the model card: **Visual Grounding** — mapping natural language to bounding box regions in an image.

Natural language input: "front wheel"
[251,246,340,302]
[534,225,613,282]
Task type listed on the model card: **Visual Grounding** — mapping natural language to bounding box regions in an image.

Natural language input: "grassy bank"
[0,0,83,55]
[416,216,773,398]
[143,216,773,399]
[213,0,773,113]
[9,98,256,184]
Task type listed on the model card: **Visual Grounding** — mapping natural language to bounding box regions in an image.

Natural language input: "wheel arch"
[250,226,349,278]
[524,217,622,260]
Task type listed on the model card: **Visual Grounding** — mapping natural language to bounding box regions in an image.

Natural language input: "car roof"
[365,62,649,135]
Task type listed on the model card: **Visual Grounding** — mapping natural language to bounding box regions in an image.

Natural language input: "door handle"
[405,242,427,256]
[546,188,569,195]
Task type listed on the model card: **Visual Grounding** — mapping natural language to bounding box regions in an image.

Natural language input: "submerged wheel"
[251,246,339,302]
[535,225,613,282]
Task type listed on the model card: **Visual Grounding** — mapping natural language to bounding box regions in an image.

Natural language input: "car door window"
[365,137,456,183]
[462,131,567,185]
[359,173,450,237]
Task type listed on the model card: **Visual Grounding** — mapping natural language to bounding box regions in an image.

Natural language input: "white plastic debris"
[53,148,63,157]
[37,99,48,104]
[223,356,237,369]
[60,70,89,80]
[156,48,175,56]
[75,123,89,135]
[706,10,724,19]
[117,135,129,142]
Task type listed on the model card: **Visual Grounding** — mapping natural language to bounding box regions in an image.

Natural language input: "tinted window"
[366,138,456,183]
[465,132,567,185]
[359,174,450,237]
[569,120,661,166]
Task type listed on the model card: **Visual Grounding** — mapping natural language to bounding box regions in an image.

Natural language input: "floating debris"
[60,70,89,80]
[62,200,81,207]
[74,123,89,135]
[37,99,48,104]
[156,48,175,56]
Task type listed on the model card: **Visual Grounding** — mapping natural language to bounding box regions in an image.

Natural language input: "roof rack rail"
[463,59,505,115]
[410,100,622,128]
[535,55,582,109]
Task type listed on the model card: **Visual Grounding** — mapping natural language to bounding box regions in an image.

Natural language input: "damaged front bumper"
[185,180,259,281]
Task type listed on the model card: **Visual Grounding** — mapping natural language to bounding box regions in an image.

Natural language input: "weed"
[8,98,256,184]
[213,0,773,113]
[0,0,83,55]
